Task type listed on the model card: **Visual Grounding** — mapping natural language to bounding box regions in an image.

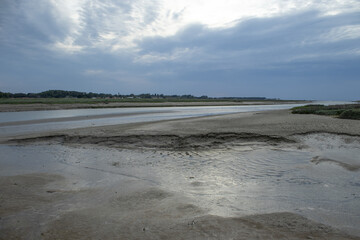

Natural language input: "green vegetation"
[292,104,360,120]
[0,97,293,105]
[0,90,260,100]
[0,97,241,105]
[0,90,296,105]
[339,109,360,119]
[0,90,113,99]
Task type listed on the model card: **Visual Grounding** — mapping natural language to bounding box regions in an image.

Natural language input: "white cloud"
[53,36,85,54]
[134,47,197,63]
[320,25,360,42]
[49,0,86,36]
[84,69,104,75]
[301,24,360,50]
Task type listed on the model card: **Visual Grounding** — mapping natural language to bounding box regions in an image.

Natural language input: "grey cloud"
[71,0,162,51]
[1,1,70,45]
[0,0,160,54]
[137,11,360,68]
[1,2,359,100]
[131,11,360,99]
[171,7,186,20]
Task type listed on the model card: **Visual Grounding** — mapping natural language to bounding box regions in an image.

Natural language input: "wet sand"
[1,172,358,240]
[1,109,360,239]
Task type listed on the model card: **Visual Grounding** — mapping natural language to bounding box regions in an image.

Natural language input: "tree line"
[0,90,267,100]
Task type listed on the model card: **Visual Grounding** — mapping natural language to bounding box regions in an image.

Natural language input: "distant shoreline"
[0,100,308,112]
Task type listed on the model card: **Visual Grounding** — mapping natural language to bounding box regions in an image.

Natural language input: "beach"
[1,109,360,239]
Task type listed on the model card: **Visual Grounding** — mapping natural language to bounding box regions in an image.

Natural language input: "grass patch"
[292,104,360,120]
[339,109,360,120]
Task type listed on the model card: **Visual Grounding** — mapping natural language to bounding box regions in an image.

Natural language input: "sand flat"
[1,109,360,239]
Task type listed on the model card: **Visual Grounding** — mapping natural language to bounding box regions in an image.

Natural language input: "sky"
[0,0,359,100]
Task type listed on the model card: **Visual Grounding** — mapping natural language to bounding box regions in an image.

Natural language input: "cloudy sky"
[1,0,359,100]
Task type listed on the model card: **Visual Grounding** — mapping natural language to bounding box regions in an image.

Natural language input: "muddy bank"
[8,132,294,150]
[0,173,358,240]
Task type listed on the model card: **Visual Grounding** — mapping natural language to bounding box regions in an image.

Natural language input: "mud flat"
[1,109,360,239]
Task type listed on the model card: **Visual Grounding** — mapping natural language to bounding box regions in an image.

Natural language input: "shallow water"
[1,133,359,236]
[0,104,306,137]
[2,101,356,138]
